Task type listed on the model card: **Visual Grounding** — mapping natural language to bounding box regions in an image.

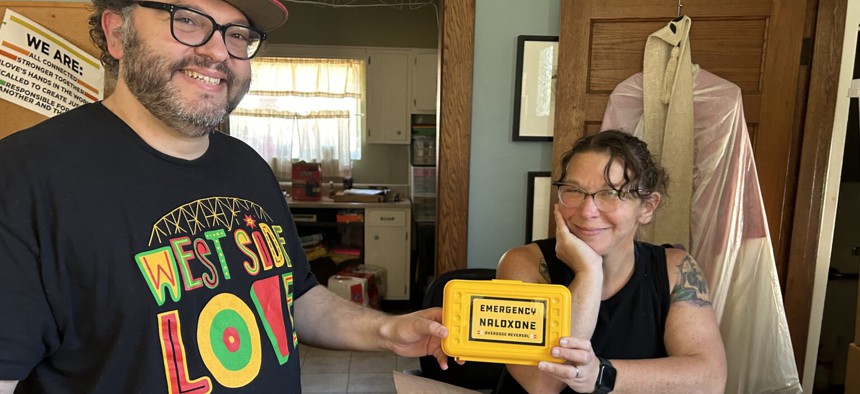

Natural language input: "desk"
[288,197,412,301]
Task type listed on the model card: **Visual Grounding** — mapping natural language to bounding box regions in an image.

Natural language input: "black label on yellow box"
[470,296,546,346]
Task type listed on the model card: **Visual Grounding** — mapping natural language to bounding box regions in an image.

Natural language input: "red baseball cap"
[223,0,288,32]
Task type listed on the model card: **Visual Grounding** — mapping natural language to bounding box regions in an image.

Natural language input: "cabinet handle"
[396,130,402,135]
[374,235,380,240]
[381,216,395,221]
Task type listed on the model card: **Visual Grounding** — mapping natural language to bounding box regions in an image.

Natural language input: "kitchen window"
[230,57,364,179]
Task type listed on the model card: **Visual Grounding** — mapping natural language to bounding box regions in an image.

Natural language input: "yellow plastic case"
[441,279,571,365]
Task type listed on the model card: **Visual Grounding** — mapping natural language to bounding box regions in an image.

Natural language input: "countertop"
[287,196,411,209]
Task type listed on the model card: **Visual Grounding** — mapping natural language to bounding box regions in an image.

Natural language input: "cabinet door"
[366,52,410,144]
[365,208,411,300]
[411,52,438,114]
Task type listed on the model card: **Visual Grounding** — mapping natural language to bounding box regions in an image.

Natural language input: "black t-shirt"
[497,239,670,393]
[0,103,318,393]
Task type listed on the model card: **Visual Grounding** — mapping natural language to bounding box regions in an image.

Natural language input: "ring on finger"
[574,366,580,379]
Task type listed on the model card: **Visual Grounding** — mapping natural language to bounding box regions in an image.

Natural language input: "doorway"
[260,0,446,308]
[814,30,860,393]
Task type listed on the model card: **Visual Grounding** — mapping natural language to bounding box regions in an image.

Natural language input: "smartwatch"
[593,357,616,394]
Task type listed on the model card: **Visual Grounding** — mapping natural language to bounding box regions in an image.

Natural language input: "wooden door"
[554,0,809,369]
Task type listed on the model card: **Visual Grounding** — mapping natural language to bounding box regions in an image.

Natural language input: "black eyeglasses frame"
[136,1,266,60]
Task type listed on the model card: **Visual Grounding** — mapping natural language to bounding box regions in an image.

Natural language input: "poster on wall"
[0,9,103,117]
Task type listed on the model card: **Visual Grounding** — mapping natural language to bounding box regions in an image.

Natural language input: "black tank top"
[496,239,671,393]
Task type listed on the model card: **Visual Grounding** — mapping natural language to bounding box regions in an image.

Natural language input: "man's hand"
[379,307,451,370]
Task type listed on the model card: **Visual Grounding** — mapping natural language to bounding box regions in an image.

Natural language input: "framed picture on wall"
[512,35,559,141]
[526,171,553,243]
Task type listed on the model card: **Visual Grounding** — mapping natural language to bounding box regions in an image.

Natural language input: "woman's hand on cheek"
[554,204,602,274]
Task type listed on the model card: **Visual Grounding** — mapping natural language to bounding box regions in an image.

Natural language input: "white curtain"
[230,57,364,178]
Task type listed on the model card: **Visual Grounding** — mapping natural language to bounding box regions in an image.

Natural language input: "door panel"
[555,0,807,369]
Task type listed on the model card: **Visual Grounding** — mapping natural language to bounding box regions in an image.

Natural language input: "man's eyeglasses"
[554,182,633,212]
[136,1,266,60]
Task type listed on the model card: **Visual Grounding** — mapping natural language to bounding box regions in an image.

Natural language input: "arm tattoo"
[538,257,551,283]
[670,255,712,307]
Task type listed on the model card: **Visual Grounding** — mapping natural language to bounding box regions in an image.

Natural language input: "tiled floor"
[299,344,421,393]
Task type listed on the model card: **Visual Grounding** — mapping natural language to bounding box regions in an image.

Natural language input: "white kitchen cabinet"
[364,207,411,300]
[411,52,438,114]
[366,51,410,144]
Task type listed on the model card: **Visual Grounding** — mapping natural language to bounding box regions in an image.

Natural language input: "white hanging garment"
[602,69,802,393]
[639,15,695,248]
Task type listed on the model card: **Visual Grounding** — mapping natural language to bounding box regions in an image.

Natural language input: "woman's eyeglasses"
[553,182,633,212]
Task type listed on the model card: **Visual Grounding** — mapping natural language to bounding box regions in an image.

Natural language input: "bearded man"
[0,1,450,392]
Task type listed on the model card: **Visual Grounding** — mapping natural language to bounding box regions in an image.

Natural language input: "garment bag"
[600,17,802,394]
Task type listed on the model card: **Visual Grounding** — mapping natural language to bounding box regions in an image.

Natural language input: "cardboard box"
[337,264,386,309]
[327,275,368,306]
[846,343,860,394]
[354,264,387,298]
[291,162,322,201]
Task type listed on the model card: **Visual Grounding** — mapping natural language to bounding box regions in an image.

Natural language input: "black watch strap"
[593,357,616,394]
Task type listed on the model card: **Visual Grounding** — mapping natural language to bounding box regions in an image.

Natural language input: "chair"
[417,268,505,392]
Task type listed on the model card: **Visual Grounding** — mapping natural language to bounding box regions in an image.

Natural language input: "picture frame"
[525,171,553,243]
[512,35,559,141]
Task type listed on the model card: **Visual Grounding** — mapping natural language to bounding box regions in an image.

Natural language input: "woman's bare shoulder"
[662,247,712,305]
[497,242,547,283]
[663,246,691,265]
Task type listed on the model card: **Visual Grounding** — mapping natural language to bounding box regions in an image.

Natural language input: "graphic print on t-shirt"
[133,196,297,392]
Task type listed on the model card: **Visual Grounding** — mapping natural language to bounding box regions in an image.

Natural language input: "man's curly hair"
[88,0,136,77]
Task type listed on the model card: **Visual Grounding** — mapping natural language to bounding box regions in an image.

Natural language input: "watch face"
[596,358,617,393]
[602,363,617,388]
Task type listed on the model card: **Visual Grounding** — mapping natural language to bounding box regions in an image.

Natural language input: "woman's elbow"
[705,356,727,394]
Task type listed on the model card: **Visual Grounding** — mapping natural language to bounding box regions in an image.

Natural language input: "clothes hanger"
[670,0,684,31]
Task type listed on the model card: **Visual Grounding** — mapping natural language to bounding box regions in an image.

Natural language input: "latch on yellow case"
[441,279,571,365]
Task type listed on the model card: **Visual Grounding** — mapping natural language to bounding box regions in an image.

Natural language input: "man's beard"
[119,25,251,137]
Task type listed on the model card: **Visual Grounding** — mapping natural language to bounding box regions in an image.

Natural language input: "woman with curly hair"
[496,129,726,393]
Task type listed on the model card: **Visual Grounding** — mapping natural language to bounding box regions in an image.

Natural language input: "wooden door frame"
[435,0,474,275]
[786,0,850,382]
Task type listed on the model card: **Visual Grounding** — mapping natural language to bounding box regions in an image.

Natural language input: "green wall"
[467,0,559,269]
